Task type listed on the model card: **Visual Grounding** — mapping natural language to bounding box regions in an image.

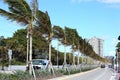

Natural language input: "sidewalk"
[115,73,120,80]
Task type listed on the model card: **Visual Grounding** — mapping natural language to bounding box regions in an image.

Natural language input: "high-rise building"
[88,37,104,57]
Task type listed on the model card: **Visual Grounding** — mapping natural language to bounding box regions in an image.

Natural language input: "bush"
[0,71,32,80]
[13,70,32,80]
[0,73,11,80]
[35,70,52,77]
[11,59,26,65]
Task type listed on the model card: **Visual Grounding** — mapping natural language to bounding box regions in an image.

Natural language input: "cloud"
[71,0,94,3]
[71,0,120,4]
[98,0,120,4]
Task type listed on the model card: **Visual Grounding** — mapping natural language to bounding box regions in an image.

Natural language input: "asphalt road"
[49,67,115,80]
[66,67,114,80]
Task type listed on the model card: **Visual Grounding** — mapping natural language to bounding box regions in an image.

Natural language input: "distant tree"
[116,42,120,48]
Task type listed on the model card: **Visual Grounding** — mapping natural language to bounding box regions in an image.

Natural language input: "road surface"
[49,67,115,80]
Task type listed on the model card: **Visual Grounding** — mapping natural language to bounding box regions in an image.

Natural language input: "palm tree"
[53,25,64,40]
[53,26,70,68]
[0,0,38,75]
[65,27,79,66]
[53,25,67,68]
[77,37,82,65]
[36,11,54,72]
[53,25,64,67]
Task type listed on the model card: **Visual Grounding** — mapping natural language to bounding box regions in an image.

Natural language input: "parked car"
[32,59,49,70]
[101,64,105,68]
[108,65,112,68]
[26,59,49,70]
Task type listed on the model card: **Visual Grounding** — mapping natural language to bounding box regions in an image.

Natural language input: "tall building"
[88,37,104,57]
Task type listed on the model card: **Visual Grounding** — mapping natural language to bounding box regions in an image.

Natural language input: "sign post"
[8,49,12,70]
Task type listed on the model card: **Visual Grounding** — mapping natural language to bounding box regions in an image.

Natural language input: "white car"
[32,59,49,70]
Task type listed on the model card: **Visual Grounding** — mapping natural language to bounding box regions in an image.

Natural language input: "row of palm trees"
[0,0,106,74]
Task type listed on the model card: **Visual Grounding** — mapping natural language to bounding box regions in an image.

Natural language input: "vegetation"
[0,0,108,79]
[0,0,106,66]
[0,66,97,80]
[116,42,120,48]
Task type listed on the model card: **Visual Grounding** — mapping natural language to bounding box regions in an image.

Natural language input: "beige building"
[88,37,104,57]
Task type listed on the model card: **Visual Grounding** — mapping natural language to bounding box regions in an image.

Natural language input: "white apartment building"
[88,37,104,57]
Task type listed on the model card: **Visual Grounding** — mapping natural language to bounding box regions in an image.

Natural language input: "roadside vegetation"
[0,0,106,66]
[0,0,108,80]
[0,65,97,80]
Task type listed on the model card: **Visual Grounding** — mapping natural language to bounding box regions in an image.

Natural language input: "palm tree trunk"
[77,52,79,65]
[48,32,52,72]
[29,20,33,75]
[57,41,60,68]
[49,41,51,63]
[64,45,66,66]
[26,33,29,67]
[72,50,75,65]
[29,33,32,75]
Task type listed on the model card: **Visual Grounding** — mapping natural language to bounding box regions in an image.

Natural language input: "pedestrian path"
[115,73,120,80]
[109,73,116,80]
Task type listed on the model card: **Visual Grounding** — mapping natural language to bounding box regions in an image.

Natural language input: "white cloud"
[71,0,120,4]
[98,0,120,4]
[71,0,95,3]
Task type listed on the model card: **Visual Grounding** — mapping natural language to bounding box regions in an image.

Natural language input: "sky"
[0,0,120,57]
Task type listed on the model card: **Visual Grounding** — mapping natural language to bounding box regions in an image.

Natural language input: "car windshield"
[32,60,44,65]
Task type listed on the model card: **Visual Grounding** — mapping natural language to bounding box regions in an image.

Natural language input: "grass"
[0,66,97,80]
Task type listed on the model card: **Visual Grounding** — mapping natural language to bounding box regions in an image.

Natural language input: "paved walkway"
[115,73,120,80]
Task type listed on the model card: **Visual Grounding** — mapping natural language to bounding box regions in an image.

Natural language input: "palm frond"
[4,0,32,20]
[0,9,28,25]
[36,10,52,35]
[53,25,64,39]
